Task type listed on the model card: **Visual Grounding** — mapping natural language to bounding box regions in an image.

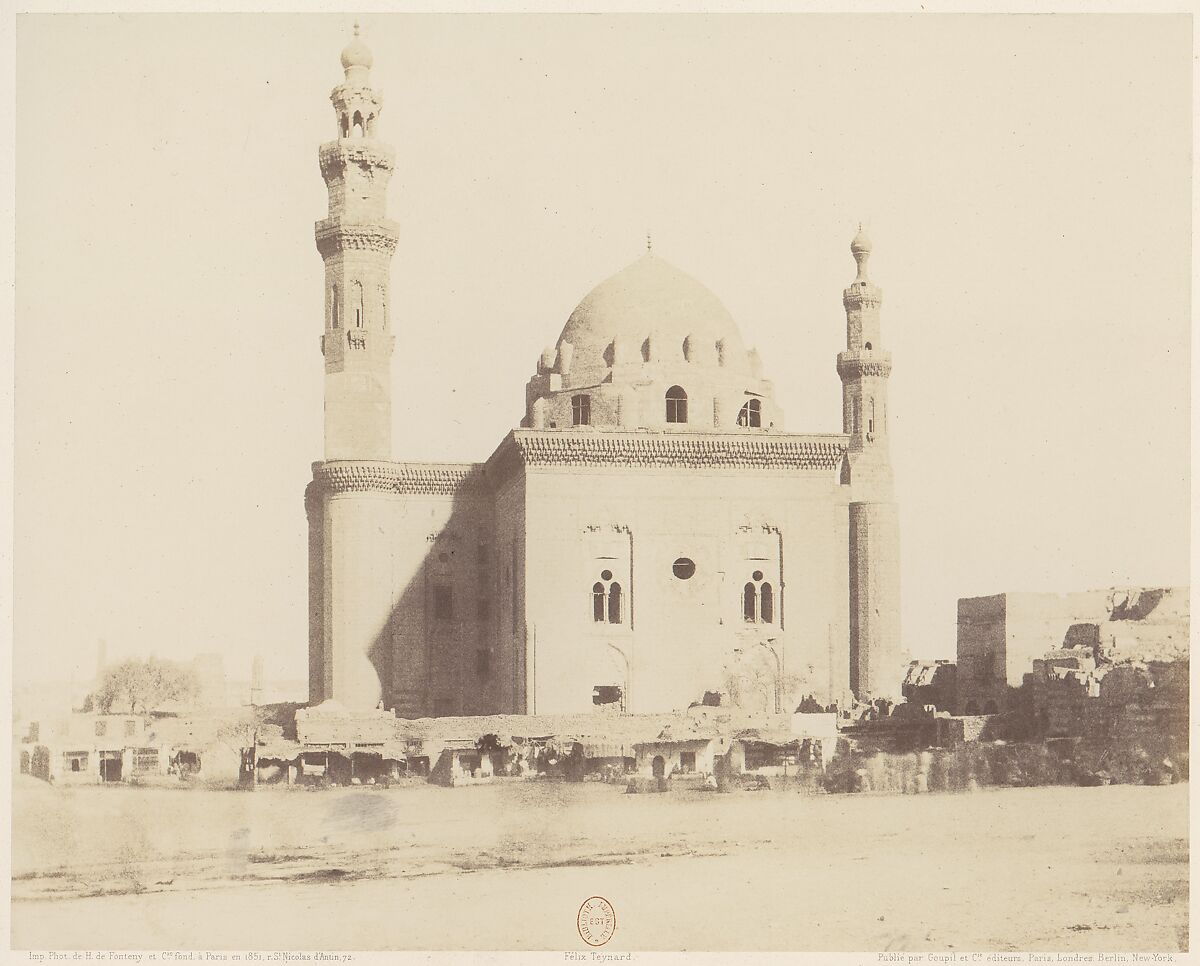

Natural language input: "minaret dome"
[850,223,872,280]
[340,23,374,85]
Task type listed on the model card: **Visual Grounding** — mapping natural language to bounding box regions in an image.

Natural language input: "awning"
[256,740,302,761]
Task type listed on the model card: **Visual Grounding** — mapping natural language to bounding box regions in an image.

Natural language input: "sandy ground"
[10,777,1188,952]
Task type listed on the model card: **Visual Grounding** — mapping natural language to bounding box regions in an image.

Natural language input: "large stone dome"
[523,251,779,432]
[554,253,751,386]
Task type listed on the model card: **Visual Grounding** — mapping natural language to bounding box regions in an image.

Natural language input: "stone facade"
[306,34,904,716]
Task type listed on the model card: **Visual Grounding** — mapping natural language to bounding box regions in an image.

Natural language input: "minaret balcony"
[314,219,399,258]
[321,328,395,362]
[318,139,395,176]
[842,282,882,308]
[836,350,892,380]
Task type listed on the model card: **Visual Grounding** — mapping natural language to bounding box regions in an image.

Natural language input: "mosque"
[305,31,902,717]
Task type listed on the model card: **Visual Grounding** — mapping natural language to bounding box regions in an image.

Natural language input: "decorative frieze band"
[511,432,847,470]
[836,356,893,379]
[314,433,848,500]
[314,461,485,496]
[314,221,400,258]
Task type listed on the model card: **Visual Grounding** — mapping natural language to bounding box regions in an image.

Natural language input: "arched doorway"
[651,755,666,778]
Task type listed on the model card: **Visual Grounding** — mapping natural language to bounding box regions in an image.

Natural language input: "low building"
[21,706,282,786]
[25,712,160,783]
[634,721,732,779]
[726,729,828,778]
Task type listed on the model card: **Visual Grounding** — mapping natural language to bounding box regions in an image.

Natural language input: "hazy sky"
[15,13,1190,689]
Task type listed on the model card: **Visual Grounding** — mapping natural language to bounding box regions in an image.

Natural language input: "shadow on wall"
[310,467,511,719]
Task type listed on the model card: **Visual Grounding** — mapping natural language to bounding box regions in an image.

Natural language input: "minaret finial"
[850,223,872,281]
[646,231,652,254]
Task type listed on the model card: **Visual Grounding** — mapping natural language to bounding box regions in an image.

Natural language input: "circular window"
[673,558,696,580]
[752,570,764,582]
[600,569,613,582]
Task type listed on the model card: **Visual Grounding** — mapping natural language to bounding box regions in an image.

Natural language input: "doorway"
[100,753,122,782]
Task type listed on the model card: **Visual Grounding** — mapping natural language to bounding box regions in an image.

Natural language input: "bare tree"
[90,657,199,714]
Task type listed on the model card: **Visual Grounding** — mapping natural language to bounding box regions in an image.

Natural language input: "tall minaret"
[837,226,902,700]
[316,24,398,461]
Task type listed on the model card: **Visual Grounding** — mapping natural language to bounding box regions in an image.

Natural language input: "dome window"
[672,558,696,580]
[571,394,591,426]
[737,399,762,428]
[665,386,688,424]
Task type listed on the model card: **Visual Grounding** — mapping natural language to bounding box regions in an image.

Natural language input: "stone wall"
[307,461,493,714]
[520,455,852,715]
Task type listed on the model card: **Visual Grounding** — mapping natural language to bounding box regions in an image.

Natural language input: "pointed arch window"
[353,281,365,328]
[592,582,606,623]
[737,398,762,428]
[352,111,364,138]
[665,385,688,423]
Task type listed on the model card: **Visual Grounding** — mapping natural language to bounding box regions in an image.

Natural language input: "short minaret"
[316,25,398,461]
[837,226,902,701]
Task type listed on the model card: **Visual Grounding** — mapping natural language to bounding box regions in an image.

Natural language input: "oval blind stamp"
[577,895,617,947]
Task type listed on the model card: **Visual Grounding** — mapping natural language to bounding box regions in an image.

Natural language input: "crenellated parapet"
[487,430,847,481]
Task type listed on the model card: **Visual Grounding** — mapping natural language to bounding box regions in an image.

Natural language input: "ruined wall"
[1003,591,1115,684]
[957,590,1115,714]
[956,595,1008,714]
